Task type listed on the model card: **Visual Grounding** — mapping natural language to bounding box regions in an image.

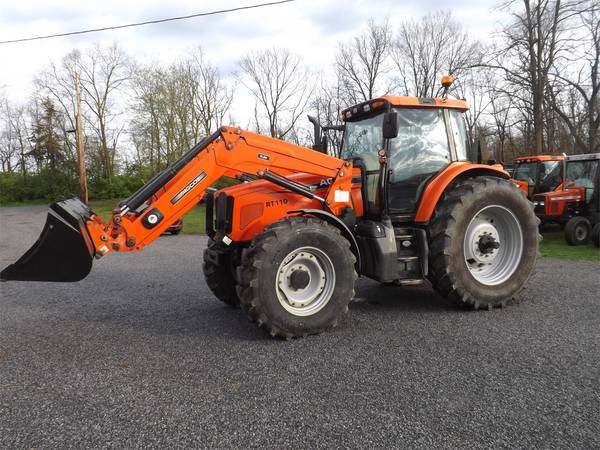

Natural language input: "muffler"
[1,198,95,282]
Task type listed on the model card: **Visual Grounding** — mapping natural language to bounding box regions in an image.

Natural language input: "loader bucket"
[1,198,95,282]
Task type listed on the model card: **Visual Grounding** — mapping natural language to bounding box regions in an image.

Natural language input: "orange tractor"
[512,155,564,199]
[1,81,540,338]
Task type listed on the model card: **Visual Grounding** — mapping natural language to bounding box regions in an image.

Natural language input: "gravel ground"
[1,205,599,449]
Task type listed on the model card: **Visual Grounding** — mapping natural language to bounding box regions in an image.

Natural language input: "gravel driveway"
[1,205,599,448]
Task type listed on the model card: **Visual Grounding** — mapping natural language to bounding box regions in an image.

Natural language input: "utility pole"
[75,72,88,204]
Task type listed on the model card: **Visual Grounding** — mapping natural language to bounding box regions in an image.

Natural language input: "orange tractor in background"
[2,79,540,338]
[512,154,564,199]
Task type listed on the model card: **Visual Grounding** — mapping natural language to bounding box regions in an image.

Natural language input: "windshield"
[537,160,562,192]
[341,113,384,159]
[513,162,537,184]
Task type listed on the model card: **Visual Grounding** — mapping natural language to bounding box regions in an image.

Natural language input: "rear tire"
[236,216,357,338]
[203,239,240,307]
[592,223,600,248]
[564,216,591,246]
[428,176,540,310]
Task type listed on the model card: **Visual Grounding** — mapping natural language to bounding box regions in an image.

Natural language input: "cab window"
[566,160,598,202]
[449,110,469,161]
[388,108,451,213]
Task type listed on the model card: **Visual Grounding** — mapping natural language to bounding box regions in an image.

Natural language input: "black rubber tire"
[592,223,600,248]
[171,229,181,235]
[564,216,592,246]
[428,176,540,310]
[236,216,357,338]
[202,239,240,307]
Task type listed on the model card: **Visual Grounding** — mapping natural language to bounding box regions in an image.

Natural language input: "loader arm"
[1,126,354,282]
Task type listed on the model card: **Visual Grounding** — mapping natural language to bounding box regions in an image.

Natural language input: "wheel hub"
[289,269,310,290]
[466,221,501,265]
[463,206,523,286]
[478,234,500,255]
[276,247,335,317]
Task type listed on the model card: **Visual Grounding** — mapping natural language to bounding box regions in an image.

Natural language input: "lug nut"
[112,242,121,250]
[126,237,136,247]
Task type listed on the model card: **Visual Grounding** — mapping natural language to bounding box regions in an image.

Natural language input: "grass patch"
[539,229,599,261]
[89,199,206,235]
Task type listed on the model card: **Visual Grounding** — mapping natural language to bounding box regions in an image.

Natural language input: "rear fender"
[415,163,509,223]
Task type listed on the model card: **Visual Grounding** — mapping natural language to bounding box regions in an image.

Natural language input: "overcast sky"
[0,0,508,125]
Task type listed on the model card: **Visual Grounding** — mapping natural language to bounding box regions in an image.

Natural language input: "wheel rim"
[463,205,523,286]
[575,224,588,241]
[276,246,336,317]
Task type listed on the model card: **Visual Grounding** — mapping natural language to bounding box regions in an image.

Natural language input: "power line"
[0,0,297,45]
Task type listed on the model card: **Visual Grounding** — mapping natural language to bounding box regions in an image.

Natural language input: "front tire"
[428,176,540,309]
[236,216,357,338]
[564,216,591,246]
[203,239,240,307]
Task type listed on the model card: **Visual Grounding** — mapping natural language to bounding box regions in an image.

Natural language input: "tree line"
[0,1,598,203]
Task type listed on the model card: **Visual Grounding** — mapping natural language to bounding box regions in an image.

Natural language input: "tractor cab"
[339,96,471,219]
[512,155,564,199]
[533,153,600,245]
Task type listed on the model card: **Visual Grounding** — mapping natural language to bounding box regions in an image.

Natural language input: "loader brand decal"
[265,199,288,207]
[258,153,270,160]
[306,178,334,191]
[319,177,334,188]
[170,172,207,204]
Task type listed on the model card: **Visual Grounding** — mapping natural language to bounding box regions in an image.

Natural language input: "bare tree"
[393,11,481,98]
[488,0,579,153]
[455,69,493,144]
[186,48,234,137]
[34,44,129,182]
[548,2,600,153]
[79,44,129,180]
[239,48,313,140]
[336,20,392,104]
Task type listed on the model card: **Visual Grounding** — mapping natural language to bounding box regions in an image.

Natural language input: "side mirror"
[382,111,398,139]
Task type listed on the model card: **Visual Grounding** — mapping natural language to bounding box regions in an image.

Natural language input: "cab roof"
[341,96,468,121]
[514,155,564,163]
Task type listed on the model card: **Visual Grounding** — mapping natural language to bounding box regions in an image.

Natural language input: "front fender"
[288,208,361,271]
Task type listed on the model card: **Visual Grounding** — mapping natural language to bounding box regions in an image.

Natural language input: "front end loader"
[2,80,540,338]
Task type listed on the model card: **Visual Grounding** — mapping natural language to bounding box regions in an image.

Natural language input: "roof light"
[441,75,453,88]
